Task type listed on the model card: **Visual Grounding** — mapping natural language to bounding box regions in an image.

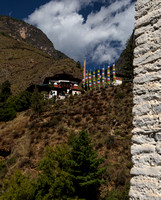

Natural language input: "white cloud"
[25,0,135,66]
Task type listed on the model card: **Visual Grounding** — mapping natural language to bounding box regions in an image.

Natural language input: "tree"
[16,91,31,112]
[0,145,82,200]
[35,145,75,200]
[121,33,135,83]
[0,131,105,199]
[0,170,35,200]
[0,104,16,122]
[31,86,44,116]
[0,80,12,102]
[76,61,81,69]
[70,130,104,200]
[0,80,16,121]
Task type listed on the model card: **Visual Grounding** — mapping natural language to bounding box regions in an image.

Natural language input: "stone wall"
[130,0,161,199]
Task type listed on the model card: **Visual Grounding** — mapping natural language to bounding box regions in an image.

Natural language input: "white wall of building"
[49,90,57,99]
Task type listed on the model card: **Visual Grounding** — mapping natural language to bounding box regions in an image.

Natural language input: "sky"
[0,0,135,70]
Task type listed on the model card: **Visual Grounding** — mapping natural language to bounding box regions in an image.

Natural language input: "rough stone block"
[132,135,155,145]
[133,103,151,116]
[131,0,161,199]
[131,166,161,177]
[131,144,155,155]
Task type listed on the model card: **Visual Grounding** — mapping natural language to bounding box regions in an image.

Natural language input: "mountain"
[0,83,133,199]
[0,15,134,199]
[0,16,82,94]
[0,15,66,59]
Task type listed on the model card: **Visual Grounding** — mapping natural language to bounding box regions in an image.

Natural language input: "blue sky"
[0,0,135,71]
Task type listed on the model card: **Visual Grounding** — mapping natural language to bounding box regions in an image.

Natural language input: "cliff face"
[130,1,161,199]
[0,16,66,59]
[0,16,82,94]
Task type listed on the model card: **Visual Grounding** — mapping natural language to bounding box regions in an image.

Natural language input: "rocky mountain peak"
[0,15,66,59]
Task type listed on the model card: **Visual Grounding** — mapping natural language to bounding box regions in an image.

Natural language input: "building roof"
[43,73,82,84]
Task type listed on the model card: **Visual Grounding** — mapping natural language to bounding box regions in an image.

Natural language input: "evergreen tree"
[0,145,80,200]
[76,61,81,69]
[0,80,11,102]
[16,91,31,111]
[0,170,35,200]
[31,86,44,116]
[0,81,16,121]
[121,33,135,83]
[35,145,75,200]
[70,130,104,200]
[0,104,16,122]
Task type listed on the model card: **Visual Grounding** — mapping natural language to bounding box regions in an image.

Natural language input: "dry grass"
[0,31,82,94]
[0,83,133,197]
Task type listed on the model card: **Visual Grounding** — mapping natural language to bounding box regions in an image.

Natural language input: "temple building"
[42,74,82,99]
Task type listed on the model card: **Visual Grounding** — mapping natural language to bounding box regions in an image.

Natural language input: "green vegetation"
[0,80,44,121]
[0,80,11,102]
[0,170,35,200]
[104,184,129,200]
[0,130,104,200]
[116,32,134,83]
[35,145,75,200]
[6,90,31,112]
[31,87,44,116]
[0,16,133,199]
[70,130,104,200]
[0,84,132,199]
[122,34,134,83]
[0,80,16,121]
[0,160,5,171]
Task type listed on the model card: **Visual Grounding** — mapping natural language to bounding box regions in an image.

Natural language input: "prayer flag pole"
[113,64,116,84]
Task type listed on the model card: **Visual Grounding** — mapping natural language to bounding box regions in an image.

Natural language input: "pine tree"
[0,80,12,102]
[121,33,135,83]
[0,80,16,122]
[70,130,104,200]
[35,145,75,200]
[0,170,35,200]
[31,86,44,116]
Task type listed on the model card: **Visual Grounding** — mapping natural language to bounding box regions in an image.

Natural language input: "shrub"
[0,105,16,122]
[6,156,17,167]
[104,184,130,200]
[16,91,31,111]
[105,135,115,149]
[0,170,35,200]
[115,91,125,99]
[0,159,5,171]
[0,80,12,102]
[31,87,44,116]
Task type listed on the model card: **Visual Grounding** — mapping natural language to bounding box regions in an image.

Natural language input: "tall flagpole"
[89,70,92,90]
[102,67,105,88]
[93,67,96,90]
[86,71,88,89]
[107,65,110,86]
[97,68,100,89]
[83,57,86,84]
[113,63,116,84]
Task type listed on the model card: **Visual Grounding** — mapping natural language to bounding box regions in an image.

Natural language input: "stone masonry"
[129,0,161,199]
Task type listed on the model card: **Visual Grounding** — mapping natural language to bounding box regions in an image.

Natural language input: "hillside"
[0,16,66,59]
[0,83,133,199]
[0,16,82,94]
